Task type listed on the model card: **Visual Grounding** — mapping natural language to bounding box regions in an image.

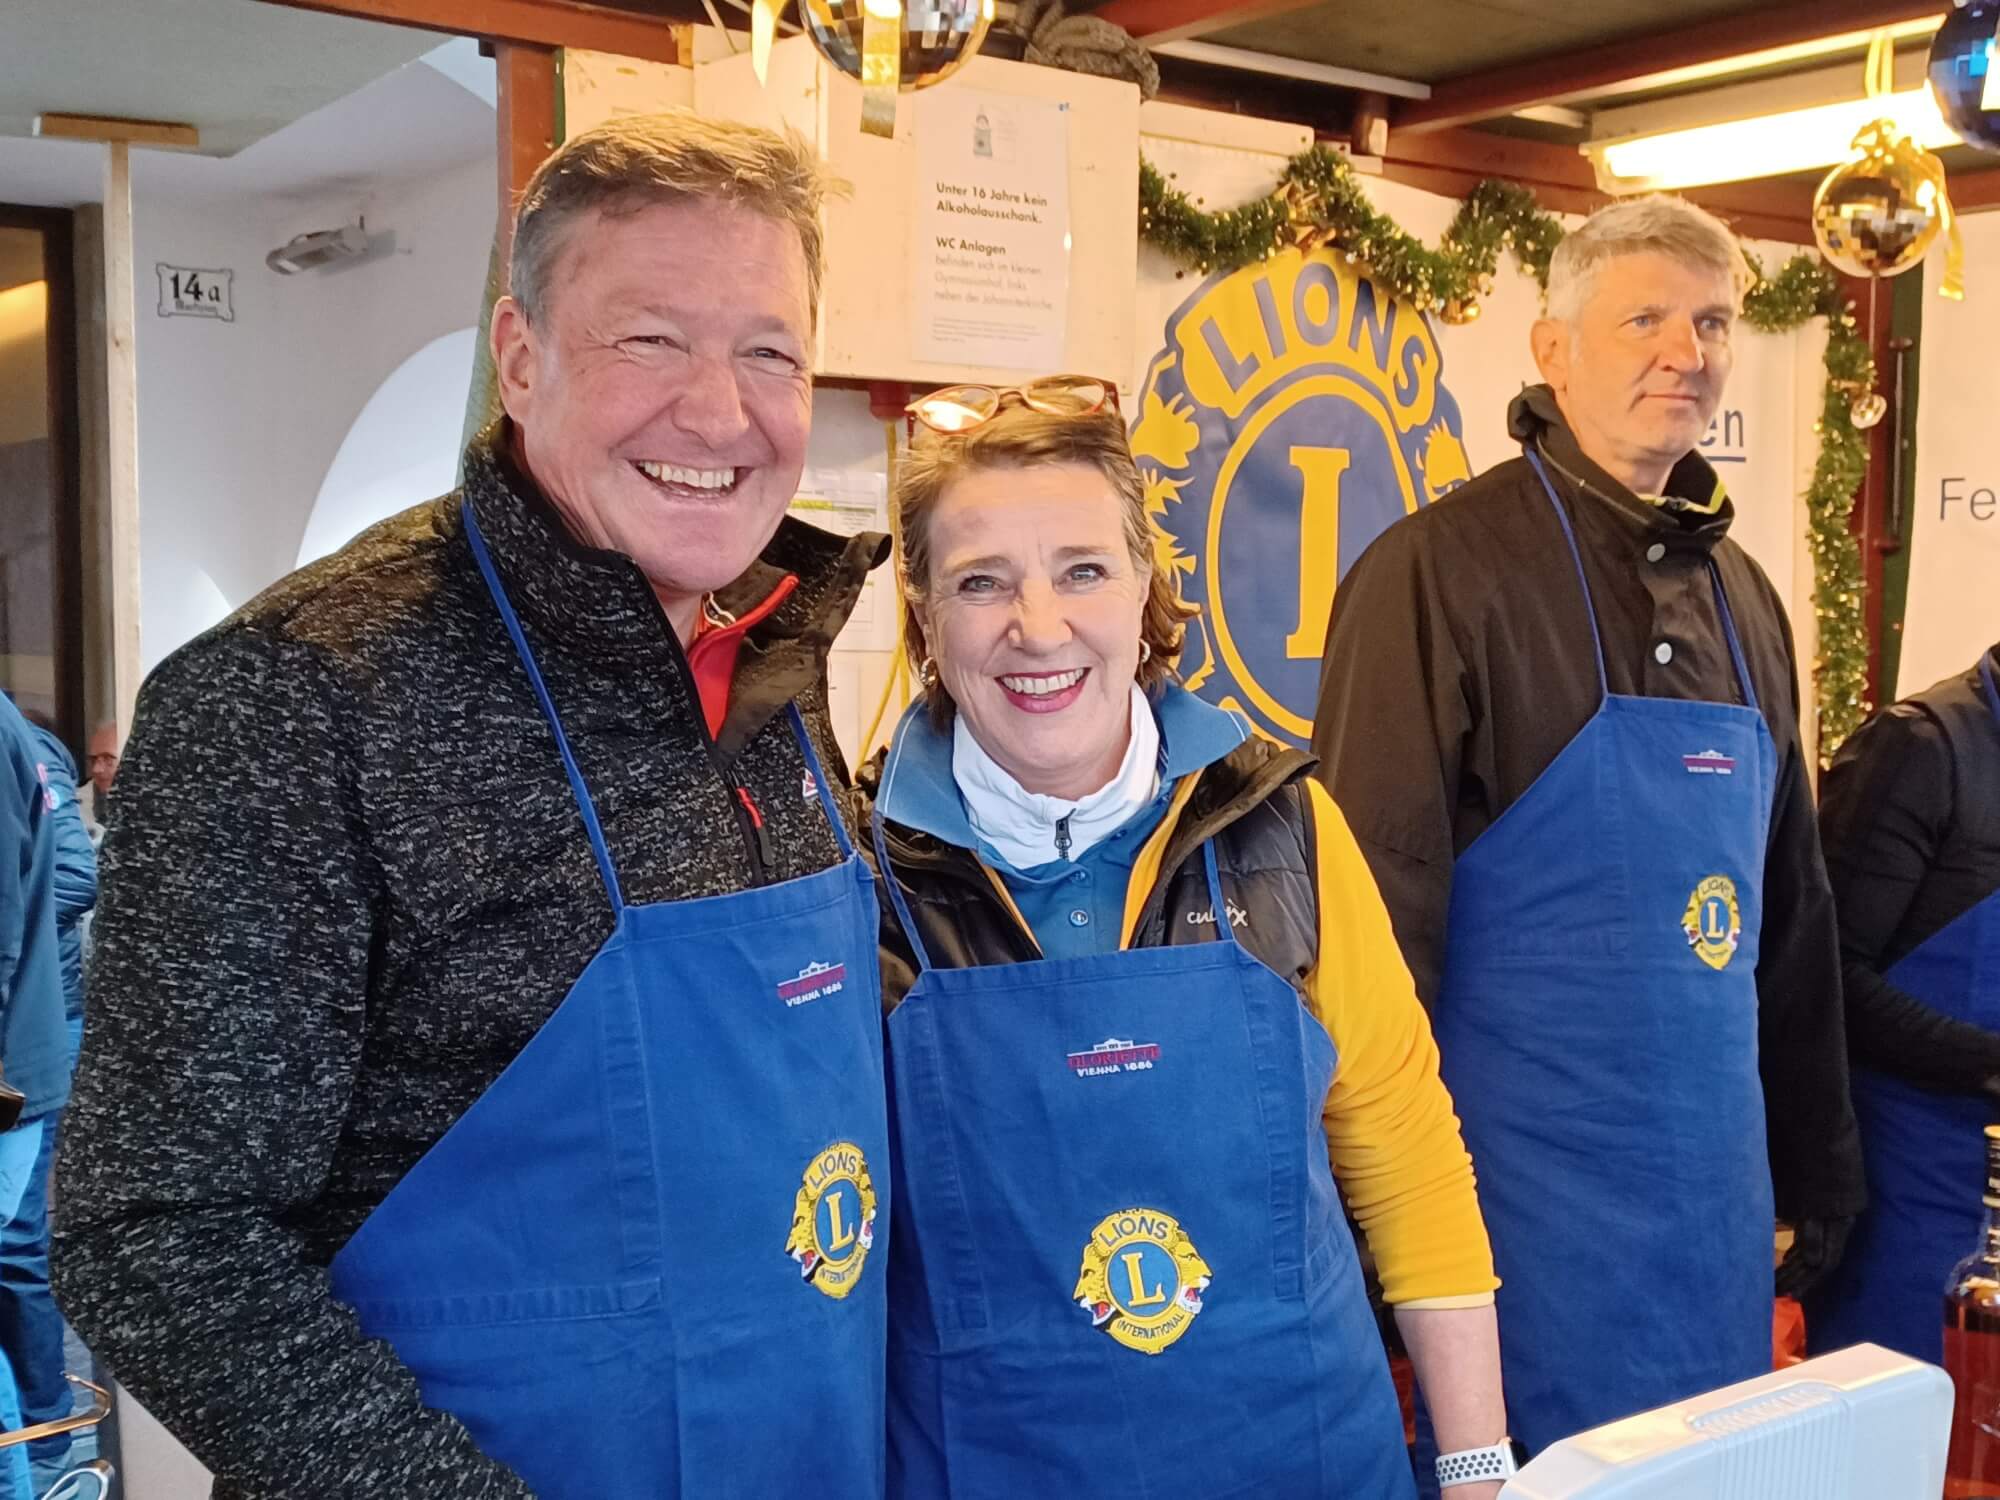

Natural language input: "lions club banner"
[1133,245,1471,747]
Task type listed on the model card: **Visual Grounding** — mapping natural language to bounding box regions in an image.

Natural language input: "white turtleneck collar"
[951,684,1161,869]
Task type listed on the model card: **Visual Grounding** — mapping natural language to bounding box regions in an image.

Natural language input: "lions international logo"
[1682,875,1742,971]
[784,1141,877,1299]
[1073,1208,1212,1355]
[1133,247,1473,747]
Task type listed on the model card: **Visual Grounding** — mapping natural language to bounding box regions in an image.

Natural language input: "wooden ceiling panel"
[1194,0,1760,85]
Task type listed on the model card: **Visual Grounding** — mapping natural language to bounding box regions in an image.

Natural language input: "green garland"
[1138,144,1875,759]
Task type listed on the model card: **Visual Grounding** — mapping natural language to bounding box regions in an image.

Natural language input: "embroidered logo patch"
[778,960,846,1008]
[785,1141,876,1299]
[1682,748,1737,776]
[1184,898,1248,929]
[1073,1208,1212,1354]
[1682,875,1742,971]
[1067,1038,1161,1078]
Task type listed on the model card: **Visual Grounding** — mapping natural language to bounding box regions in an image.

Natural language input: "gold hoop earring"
[1137,641,1152,667]
[919,657,940,688]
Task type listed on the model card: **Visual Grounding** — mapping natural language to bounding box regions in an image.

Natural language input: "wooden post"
[37,111,198,742]
[463,44,559,447]
[1350,91,1389,159]
[496,43,559,271]
[1841,270,1898,704]
[101,140,141,742]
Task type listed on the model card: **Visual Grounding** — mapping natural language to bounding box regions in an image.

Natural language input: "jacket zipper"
[1054,813,1074,861]
[640,587,775,887]
[734,783,776,875]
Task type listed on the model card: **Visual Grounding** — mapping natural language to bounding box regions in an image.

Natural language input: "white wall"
[132,153,495,668]
[1906,213,2000,697]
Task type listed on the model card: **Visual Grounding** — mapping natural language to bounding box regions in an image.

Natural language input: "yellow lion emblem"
[1073,1208,1212,1355]
[785,1141,877,1300]
[1682,874,1743,972]
[1415,424,1473,502]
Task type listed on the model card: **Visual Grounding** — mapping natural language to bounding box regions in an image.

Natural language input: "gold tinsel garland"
[1138,146,1875,761]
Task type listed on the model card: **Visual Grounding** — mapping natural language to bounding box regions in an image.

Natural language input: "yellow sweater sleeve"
[1303,778,1499,1307]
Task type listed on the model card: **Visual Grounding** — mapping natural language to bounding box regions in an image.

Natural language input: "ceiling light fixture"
[1589,88,1959,193]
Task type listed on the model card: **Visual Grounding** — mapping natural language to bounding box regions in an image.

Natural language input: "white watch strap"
[1436,1439,1520,1488]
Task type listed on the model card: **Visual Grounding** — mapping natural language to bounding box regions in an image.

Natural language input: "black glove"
[1775,1216,1855,1300]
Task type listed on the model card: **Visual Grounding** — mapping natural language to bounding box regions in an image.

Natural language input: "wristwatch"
[1436,1437,1527,1489]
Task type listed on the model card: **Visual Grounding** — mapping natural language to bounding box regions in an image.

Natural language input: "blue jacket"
[25,725,96,1025]
[1,699,73,1119]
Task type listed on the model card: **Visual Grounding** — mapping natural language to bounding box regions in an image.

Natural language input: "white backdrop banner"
[1905,214,2000,697]
[1129,123,1812,746]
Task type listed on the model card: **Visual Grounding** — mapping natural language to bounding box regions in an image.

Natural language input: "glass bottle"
[1945,1124,2000,1497]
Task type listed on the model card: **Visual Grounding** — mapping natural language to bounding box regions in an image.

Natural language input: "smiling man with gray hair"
[56,112,890,1499]
[1312,195,1864,1479]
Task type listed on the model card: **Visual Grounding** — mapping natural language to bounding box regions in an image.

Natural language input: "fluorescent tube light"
[1586,86,1961,193]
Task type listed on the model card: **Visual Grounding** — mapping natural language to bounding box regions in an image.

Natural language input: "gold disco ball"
[800,0,995,91]
[1812,118,1945,280]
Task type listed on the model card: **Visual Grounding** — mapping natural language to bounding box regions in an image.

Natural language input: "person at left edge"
[1804,641,2000,1364]
[864,384,1508,1499]
[0,695,70,1500]
[4,708,95,1495]
[53,113,890,1500]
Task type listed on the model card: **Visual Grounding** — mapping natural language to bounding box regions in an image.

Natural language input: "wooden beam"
[1089,0,1323,47]
[100,144,141,740]
[34,114,199,149]
[1947,167,2000,213]
[1381,127,1819,244]
[1397,0,1948,135]
[253,0,679,63]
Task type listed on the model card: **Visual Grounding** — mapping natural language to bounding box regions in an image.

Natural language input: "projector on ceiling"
[266,222,370,275]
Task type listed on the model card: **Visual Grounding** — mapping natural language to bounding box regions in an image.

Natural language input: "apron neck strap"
[790,702,855,860]
[1980,654,2000,728]
[871,806,934,973]
[1705,562,1762,715]
[1525,446,1609,701]
[1200,840,1233,947]
[463,499,625,914]
[1525,444,1760,713]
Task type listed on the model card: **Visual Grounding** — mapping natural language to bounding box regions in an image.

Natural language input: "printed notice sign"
[912,89,1072,370]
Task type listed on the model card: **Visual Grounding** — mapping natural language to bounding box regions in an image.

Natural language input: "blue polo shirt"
[876,685,1251,959]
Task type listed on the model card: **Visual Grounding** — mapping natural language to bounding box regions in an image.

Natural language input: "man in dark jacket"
[1803,642,2000,1363]
[0,695,70,1498]
[55,114,887,1499]
[1313,197,1863,1464]
[4,710,94,1491]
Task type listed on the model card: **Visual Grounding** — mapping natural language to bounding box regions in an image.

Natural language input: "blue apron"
[873,795,1413,1499]
[1425,450,1778,1465]
[329,503,889,1498]
[1806,656,2000,1365]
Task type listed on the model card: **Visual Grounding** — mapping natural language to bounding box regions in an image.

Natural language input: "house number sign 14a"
[156,264,234,322]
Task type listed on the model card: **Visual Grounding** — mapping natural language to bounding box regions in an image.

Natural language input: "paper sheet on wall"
[789,468,897,655]
[912,89,1072,370]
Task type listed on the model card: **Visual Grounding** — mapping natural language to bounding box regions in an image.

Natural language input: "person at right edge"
[1803,641,2000,1363]
[1312,196,1866,1474]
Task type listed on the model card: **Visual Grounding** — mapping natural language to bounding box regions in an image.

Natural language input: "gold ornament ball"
[800,0,993,91]
[1440,298,1481,326]
[1811,122,1944,280]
